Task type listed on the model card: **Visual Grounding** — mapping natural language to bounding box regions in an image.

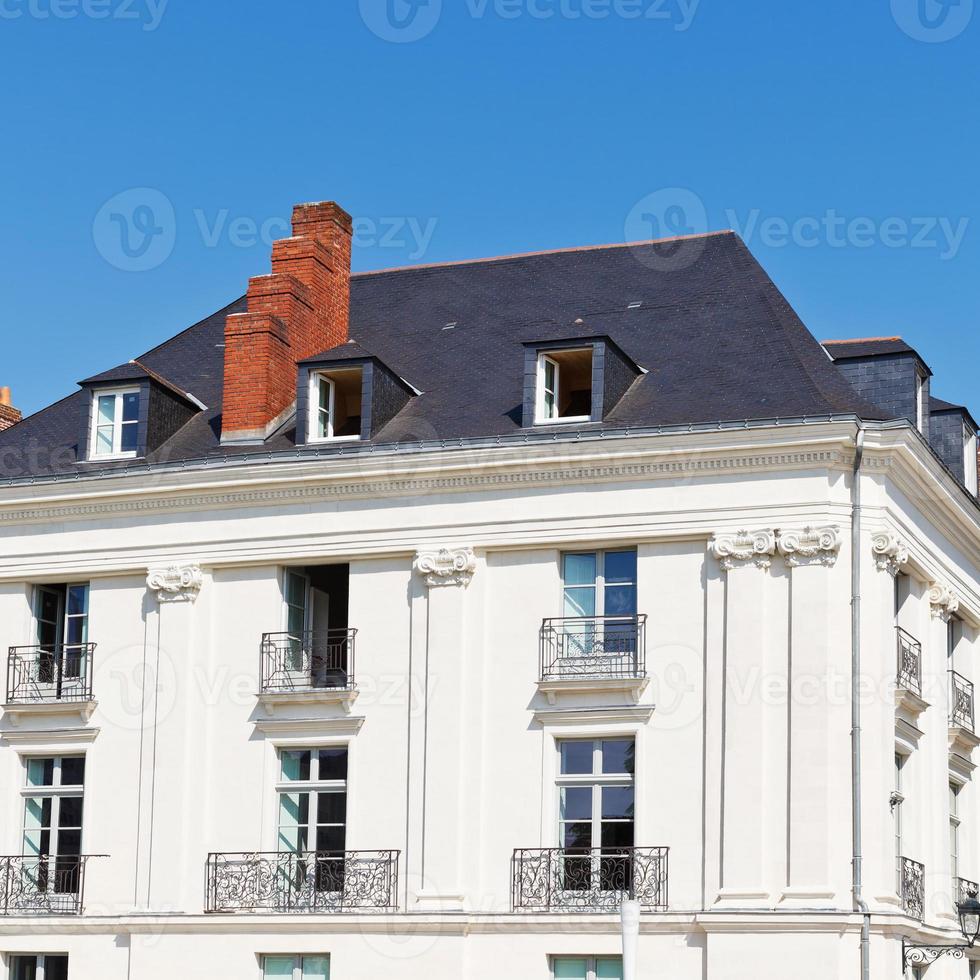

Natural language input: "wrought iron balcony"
[897,628,922,696]
[6,645,95,704]
[512,846,668,912]
[956,877,979,905]
[0,855,98,915]
[205,850,399,913]
[950,671,975,732]
[540,616,647,681]
[260,630,356,694]
[902,857,925,920]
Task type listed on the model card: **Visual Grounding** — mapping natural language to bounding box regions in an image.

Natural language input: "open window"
[536,348,594,424]
[309,369,363,442]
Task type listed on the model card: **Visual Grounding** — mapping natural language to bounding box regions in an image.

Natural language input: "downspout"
[851,425,871,980]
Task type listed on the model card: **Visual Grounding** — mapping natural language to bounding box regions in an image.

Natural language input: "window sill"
[307,436,362,445]
[84,452,140,463]
[533,416,593,427]
[537,675,649,707]
[257,688,359,715]
[2,699,97,726]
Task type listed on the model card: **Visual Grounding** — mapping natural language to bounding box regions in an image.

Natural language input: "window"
[263,956,329,980]
[552,957,623,980]
[22,756,85,895]
[9,956,69,980]
[557,739,634,893]
[25,584,90,700]
[278,748,348,892]
[965,424,978,495]
[951,781,961,884]
[536,349,593,424]
[563,551,637,619]
[90,388,140,458]
[309,369,361,441]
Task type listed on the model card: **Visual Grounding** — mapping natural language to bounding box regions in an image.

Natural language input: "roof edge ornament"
[871,530,909,576]
[147,563,204,603]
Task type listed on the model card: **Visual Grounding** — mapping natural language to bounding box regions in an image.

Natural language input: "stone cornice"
[776,526,842,567]
[872,530,910,576]
[147,563,203,603]
[414,548,477,588]
[708,529,777,570]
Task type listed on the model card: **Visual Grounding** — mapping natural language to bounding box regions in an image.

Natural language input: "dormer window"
[309,369,363,442]
[91,388,140,458]
[535,349,594,424]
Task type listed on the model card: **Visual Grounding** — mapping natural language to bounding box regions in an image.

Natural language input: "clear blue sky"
[1,0,977,417]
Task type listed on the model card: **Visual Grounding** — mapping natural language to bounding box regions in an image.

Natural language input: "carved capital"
[415,548,477,588]
[871,530,909,576]
[147,563,204,603]
[776,526,842,567]
[928,582,960,622]
[708,530,777,571]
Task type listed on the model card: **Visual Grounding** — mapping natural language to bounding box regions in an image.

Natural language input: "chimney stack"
[0,387,21,433]
[221,201,353,443]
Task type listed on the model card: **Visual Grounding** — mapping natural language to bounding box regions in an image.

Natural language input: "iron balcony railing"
[956,877,979,905]
[902,857,925,921]
[540,616,647,681]
[512,846,668,912]
[6,644,95,704]
[0,855,98,915]
[260,629,357,693]
[205,850,399,913]
[950,671,975,732]
[897,628,922,696]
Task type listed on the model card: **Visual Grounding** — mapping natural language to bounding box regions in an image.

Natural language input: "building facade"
[0,202,978,979]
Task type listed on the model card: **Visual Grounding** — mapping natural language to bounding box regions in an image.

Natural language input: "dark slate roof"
[299,341,379,365]
[822,337,931,372]
[931,397,978,431]
[0,232,895,480]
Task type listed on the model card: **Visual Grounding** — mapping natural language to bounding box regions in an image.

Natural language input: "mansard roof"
[0,232,894,480]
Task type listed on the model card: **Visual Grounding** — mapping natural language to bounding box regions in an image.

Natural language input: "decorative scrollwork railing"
[205,850,398,913]
[950,671,975,732]
[260,630,356,694]
[540,616,647,681]
[902,857,925,921]
[512,846,668,912]
[0,855,98,915]
[897,629,922,696]
[6,644,95,704]
[956,877,979,905]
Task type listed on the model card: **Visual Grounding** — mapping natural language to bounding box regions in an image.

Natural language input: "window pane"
[563,587,596,618]
[563,821,593,850]
[59,796,84,828]
[602,786,634,820]
[58,828,81,857]
[560,741,594,775]
[560,787,592,822]
[281,751,311,782]
[27,758,55,787]
[67,586,88,617]
[602,740,634,775]
[601,822,634,849]
[564,554,597,587]
[97,396,115,425]
[604,585,636,617]
[318,748,348,781]
[120,421,139,453]
[316,791,347,825]
[263,957,295,979]
[96,427,114,455]
[10,957,38,980]
[596,957,624,979]
[61,757,86,786]
[316,825,346,853]
[302,956,330,980]
[122,392,140,422]
[44,957,70,980]
[554,958,589,979]
[604,551,636,584]
[24,797,51,832]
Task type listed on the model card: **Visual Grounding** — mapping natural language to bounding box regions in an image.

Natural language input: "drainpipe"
[851,425,871,980]
[621,899,640,980]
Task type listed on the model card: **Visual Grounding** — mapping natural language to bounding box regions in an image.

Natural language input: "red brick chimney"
[0,387,21,433]
[221,201,353,443]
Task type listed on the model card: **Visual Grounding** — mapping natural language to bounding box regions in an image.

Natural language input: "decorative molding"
[776,526,842,567]
[928,582,961,622]
[253,716,365,741]
[0,726,100,747]
[147,563,203,603]
[532,705,656,727]
[414,547,477,588]
[872,530,910,576]
[708,529,777,570]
